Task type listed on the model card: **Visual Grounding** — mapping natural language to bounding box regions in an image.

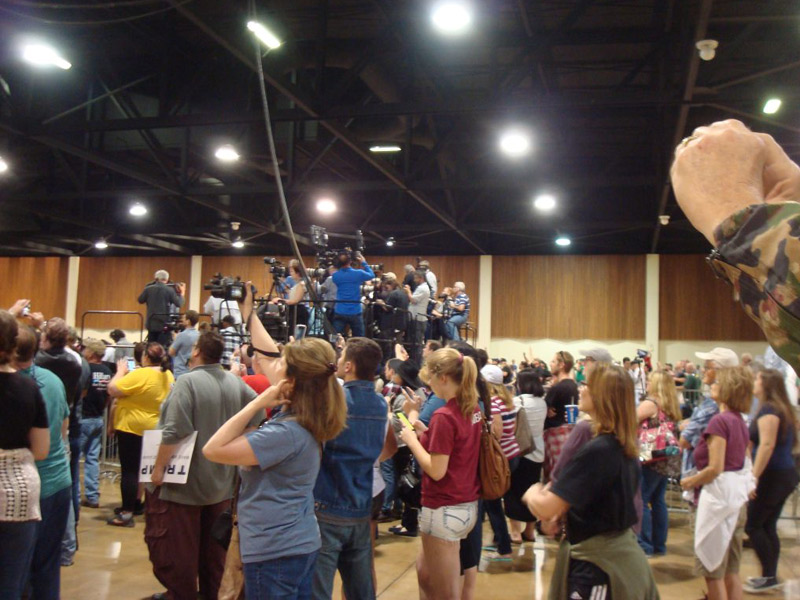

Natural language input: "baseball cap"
[695,347,739,368]
[480,364,504,385]
[383,272,397,281]
[580,347,614,363]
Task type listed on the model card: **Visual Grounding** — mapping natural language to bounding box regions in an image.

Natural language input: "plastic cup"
[565,404,579,424]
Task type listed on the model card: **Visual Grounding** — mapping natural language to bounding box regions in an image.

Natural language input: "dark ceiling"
[0,0,798,257]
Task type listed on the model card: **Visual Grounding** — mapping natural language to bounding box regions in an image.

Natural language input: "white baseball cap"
[480,364,504,385]
[695,347,739,368]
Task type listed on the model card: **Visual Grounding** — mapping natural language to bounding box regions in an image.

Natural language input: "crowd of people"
[1,119,800,600]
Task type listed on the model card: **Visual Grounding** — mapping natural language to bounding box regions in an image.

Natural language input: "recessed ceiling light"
[555,236,571,247]
[431,2,473,35]
[214,145,240,162]
[22,43,71,70]
[247,21,281,49]
[534,194,557,212]
[499,130,531,158]
[369,145,401,153]
[94,239,108,250]
[232,238,245,249]
[0,157,8,173]
[386,237,396,247]
[129,203,147,217]
[763,98,782,114]
[316,198,337,214]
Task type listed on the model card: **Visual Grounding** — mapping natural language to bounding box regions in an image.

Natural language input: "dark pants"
[116,431,143,512]
[244,551,318,600]
[0,520,37,599]
[145,487,230,600]
[483,456,519,555]
[504,457,542,522]
[332,313,365,338]
[69,434,81,522]
[745,467,799,578]
[31,486,71,600]
[568,558,612,600]
[148,329,172,347]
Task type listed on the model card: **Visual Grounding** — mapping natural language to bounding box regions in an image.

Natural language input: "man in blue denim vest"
[312,337,391,600]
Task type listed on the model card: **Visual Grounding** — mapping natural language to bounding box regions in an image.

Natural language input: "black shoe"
[389,525,417,537]
[114,501,144,516]
[743,577,781,594]
[376,510,396,523]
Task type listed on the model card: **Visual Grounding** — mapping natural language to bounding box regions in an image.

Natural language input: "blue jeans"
[332,313,365,338]
[0,520,37,599]
[380,458,397,513]
[483,456,519,555]
[80,417,104,503]
[31,487,71,600]
[61,501,77,565]
[445,313,467,341]
[638,467,668,555]
[244,551,318,600]
[312,520,374,600]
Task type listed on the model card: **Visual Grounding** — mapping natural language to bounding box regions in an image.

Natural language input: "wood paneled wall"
[0,257,68,320]
[659,254,764,341]
[76,257,192,332]
[492,255,646,340]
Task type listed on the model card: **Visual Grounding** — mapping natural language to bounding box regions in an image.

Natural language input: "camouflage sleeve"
[710,202,800,372]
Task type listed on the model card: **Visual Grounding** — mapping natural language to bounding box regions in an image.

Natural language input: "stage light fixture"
[22,43,71,70]
[247,21,281,49]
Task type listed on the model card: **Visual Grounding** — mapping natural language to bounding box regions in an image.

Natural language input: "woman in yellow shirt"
[107,342,173,527]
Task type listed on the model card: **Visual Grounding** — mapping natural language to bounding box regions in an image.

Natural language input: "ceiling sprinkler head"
[696,39,718,61]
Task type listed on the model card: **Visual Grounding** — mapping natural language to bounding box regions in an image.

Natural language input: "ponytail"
[426,348,479,419]
[459,356,479,418]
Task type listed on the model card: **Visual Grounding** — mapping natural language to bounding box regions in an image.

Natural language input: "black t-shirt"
[379,288,411,330]
[83,362,112,418]
[551,433,640,544]
[543,379,579,429]
[0,372,49,450]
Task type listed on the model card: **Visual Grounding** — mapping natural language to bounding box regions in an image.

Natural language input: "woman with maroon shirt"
[399,348,482,600]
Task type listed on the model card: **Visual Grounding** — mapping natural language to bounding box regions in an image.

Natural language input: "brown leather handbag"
[478,413,511,500]
[218,480,245,600]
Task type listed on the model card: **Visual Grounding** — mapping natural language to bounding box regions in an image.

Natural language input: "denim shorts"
[419,501,478,542]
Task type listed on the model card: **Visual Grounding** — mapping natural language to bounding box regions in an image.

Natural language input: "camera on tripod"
[204,273,247,302]
[311,225,370,272]
[162,314,185,334]
[264,257,287,279]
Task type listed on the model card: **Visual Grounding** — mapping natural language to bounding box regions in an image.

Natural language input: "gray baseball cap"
[580,348,614,363]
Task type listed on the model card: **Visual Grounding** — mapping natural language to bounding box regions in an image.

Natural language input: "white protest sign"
[139,430,198,484]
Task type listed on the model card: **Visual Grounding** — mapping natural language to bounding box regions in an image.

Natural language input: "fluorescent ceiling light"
[94,240,108,250]
[534,194,556,212]
[316,198,337,214]
[369,145,401,153]
[232,238,245,249]
[22,43,71,70]
[555,236,571,247]
[431,2,473,35]
[499,130,530,157]
[247,21,281,49]
[129,203,147,217]
[763,98,782,114]
[0,157,7,173]
[214,145,240,162]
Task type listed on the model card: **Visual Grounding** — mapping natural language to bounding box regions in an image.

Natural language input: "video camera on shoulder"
[204,273,247,302]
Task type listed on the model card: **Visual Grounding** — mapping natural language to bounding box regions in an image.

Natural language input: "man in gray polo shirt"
[168,310,200,379]
[146,331,257,600]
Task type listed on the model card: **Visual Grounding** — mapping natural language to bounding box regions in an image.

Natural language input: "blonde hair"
[648,370,681,421]
[425,347,478,419]
[586,364,638,459]
[487,381,513,410]
[716,366,754,413]
[283,338,347,442]
[83,338,107,359]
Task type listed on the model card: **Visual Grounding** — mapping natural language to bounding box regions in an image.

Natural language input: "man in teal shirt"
[14,325,71,597]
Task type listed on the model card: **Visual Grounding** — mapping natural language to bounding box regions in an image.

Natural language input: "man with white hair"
[138,269,185,345]
[444,281,470,341]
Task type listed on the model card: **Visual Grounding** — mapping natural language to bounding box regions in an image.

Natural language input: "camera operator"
[203,295,241,327]
[374,273,410,360]
[137,270,185,346]
[331,250,375,337]
[444,281,470,341]
[404,270,430,365]
[320,266,338,324]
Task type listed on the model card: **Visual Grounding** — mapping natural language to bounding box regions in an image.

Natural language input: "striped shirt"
[491,396,521,459]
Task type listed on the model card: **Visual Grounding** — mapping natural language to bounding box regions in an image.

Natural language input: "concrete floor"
[62,478,800,599]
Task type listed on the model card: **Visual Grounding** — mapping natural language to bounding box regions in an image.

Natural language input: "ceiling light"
[499,130,531,158]
[534,194,556,212]
[214,145,240,162]
[386,237,396,247]
[94,239,108,250]
[247,21,281,49]
[431,2,473,35]
[555,236,571,247]
[316,198,337,214]
[129,203,147,217]
[22,43,71,70]
[369,145,401,153]
[232,238,245,249]
[763,98,782,115]
[0,157,8,173]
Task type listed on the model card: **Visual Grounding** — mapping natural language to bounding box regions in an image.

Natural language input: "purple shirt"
[694,410,749,472]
